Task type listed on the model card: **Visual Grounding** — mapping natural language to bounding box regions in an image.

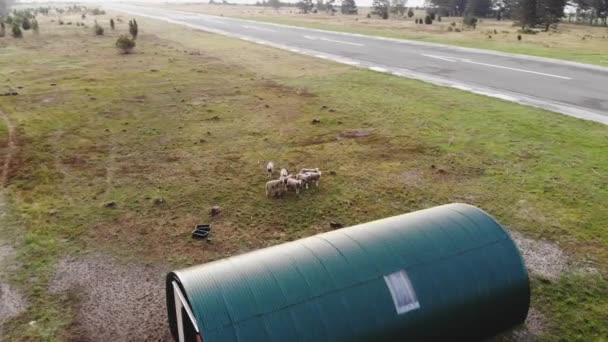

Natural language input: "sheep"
[285,178,303,194]
[280,168,289,179]
[300,168,320,174]
[295,172,311,189]
[306,171,322,188]
[265,179,286,198]
[266,161,275,178]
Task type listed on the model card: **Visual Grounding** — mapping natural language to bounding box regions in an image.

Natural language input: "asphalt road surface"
[107,4,608,124]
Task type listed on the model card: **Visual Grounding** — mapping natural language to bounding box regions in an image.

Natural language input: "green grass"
[0,14,607,340]
[533,273,608,340]
[226,15,608,66]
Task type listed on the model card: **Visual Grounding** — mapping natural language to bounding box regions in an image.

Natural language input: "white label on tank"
[384,270,420,315]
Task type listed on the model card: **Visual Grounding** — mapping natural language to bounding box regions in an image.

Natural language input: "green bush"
[12,23,22,38]
[463,15,477,29]
[424,15,433,24]
[32,19,39,34]
[110,18,115,30]
[129,19,138,39]
[22,17,31,30]
[115,35,136,54]
[94,23,104,36]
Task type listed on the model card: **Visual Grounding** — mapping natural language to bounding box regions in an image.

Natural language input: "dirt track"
[49,254,172,341]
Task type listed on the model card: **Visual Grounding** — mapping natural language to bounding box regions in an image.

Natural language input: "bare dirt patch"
[510,231,569,280]
[337,129,373,140]
[49,254,171,341]
[0,194,27,340]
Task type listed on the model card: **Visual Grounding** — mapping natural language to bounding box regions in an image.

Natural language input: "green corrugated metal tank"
[166,203,530,341]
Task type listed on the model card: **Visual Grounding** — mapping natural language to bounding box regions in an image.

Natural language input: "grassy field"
[155,3,608,66]
[0,9,607,341]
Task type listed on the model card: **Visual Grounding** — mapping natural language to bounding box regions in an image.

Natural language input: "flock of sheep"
[265,161,322,198]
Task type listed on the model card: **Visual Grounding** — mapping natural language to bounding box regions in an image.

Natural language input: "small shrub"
[91,8,106,15]
[110,18,115,30]
[129,19,138,39]
[451,21,456,26]
[463,15,477,29]
[12,24,22,38]
[94,23,104,36]
[366,13,371,18]
[437,16,441,22]
[424,15,432,24]
[429,12,435,20]
[115,35,136,54]
[493,29,497,34]
[32,19,39,34]
[447,26,453,32]
[517,34,522,40]
[58,20,64,25]
[0,22,5,37]
[518,28,537,34]
[407,8,414,18]
[22,17,31,30]
[455,27,461,32]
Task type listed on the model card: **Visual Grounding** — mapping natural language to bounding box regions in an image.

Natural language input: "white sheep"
[265,179,286,198]
[300,168,320,174]
[266,161,275,178]
[306,171,322,188]
[280,168,289,179]
[285,178,303,194]
[295,173,311,189]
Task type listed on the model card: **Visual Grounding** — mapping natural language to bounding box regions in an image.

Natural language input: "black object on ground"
[192,224,211,239]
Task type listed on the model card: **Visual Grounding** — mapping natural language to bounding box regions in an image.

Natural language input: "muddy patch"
[0,243,27,340]
[337,129,373,140]
[510,231,569,279]
[49,254,171,341]
[0,192,27,340]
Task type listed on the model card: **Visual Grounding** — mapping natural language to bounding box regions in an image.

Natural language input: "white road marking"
[422,54,456,62]
[303,35,364,46]
[422,54,571,79]
[462,59,572,79]
[242,25,277,32]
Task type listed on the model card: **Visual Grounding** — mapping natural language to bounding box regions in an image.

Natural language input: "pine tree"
[407,8,414,17]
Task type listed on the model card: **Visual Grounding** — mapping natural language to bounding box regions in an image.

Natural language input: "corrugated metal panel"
[167,203,529,341]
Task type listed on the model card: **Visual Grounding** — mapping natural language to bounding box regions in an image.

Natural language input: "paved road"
[108,4,608,124]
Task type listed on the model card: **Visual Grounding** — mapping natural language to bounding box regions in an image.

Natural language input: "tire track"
[0,110,17,187]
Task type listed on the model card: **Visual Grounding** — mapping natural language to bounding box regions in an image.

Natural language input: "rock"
[329,221,344,229]
[103,201,117,209]
[329,170,337,176]
[50,83,57,86]
[312,118,321,124]
[210,206,222,216]
[329,109,336,112]
[320,105,328,110]
[48,209,60,216]
[199,138,206,143]
[153,198,165,206]
[150,69,159,72]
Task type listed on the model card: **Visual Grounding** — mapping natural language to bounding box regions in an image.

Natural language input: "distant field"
[0,9,607,341]
[154,3,608,66]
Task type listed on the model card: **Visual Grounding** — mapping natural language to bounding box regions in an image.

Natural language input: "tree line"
[426,0,606,28]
